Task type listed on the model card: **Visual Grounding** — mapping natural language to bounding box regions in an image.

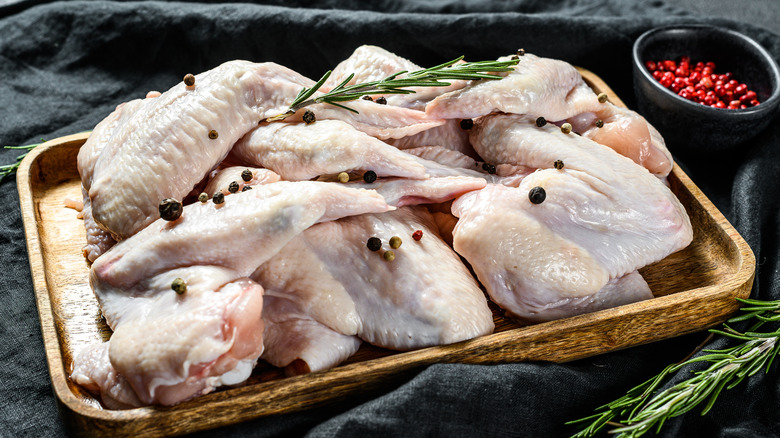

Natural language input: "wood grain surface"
[16,69,756,437]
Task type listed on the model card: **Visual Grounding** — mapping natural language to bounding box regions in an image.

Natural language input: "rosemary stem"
[265,56,519,121]
[568,299,780,438]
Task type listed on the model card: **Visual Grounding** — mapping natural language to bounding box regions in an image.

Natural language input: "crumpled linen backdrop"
[1,1,779,437]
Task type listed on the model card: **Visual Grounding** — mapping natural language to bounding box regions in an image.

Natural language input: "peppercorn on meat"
[202,166,280,197]
[253,206,494,374]
[81,61,316,241]
[452,114,692,321]
[298,97,446,140]
[72,46,692,408]
[425,53,673,177]
[72,182,391,407]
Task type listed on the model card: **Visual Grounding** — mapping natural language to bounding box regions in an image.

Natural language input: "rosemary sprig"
[0,140,45,182]
[266,56,519,121]
[567,298,780,438]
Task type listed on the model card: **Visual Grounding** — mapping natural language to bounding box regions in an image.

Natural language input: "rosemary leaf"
[736,298,780,306]
[330,73,355,93]
[299,70,332,104]
[0,140,45,182]
[727,310,764,322]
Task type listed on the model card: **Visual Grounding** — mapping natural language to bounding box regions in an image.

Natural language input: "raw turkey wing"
[253,207,495,367]
[452,115,691,321]
[426,53,673,177]
[73,182,390,406]
[87,60,314,240]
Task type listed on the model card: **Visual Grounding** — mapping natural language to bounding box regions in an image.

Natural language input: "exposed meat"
[73,267,266,407]
[568,105,673,177]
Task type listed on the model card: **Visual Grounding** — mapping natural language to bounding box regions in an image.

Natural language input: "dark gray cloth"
[1,1,779,437]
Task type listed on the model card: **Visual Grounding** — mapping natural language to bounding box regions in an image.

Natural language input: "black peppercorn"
[171,277,187,294]
[213,192,225,204]
[183,74,195,87]
[363,170,377,184]
[596,119,604,128]
[362,95,374,102]
[241,169,253,182]
[535,117,546,127]
[460,119,474,130]
[302,109,316,125]
[159,198,182,221]
[553,160,564,170]
[228,181,239,193]
[482,162,496,174]
[528,186,546,204]
[376,97,387,105]
[208,130,218,140]
[517,48,525,57]
[242,185,252,192]
[367,237,382,251]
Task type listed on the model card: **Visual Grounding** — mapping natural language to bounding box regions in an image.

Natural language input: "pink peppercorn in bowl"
[632,25,780,154]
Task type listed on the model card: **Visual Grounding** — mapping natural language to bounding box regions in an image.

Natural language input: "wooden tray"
[17,70,755,437]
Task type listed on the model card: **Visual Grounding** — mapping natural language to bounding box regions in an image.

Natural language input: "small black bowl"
[632,25,780,154]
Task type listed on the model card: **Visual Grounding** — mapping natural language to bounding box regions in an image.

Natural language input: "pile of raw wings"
[70,46,692,408]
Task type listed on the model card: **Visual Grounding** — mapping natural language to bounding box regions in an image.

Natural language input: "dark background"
[1,1,779,437]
